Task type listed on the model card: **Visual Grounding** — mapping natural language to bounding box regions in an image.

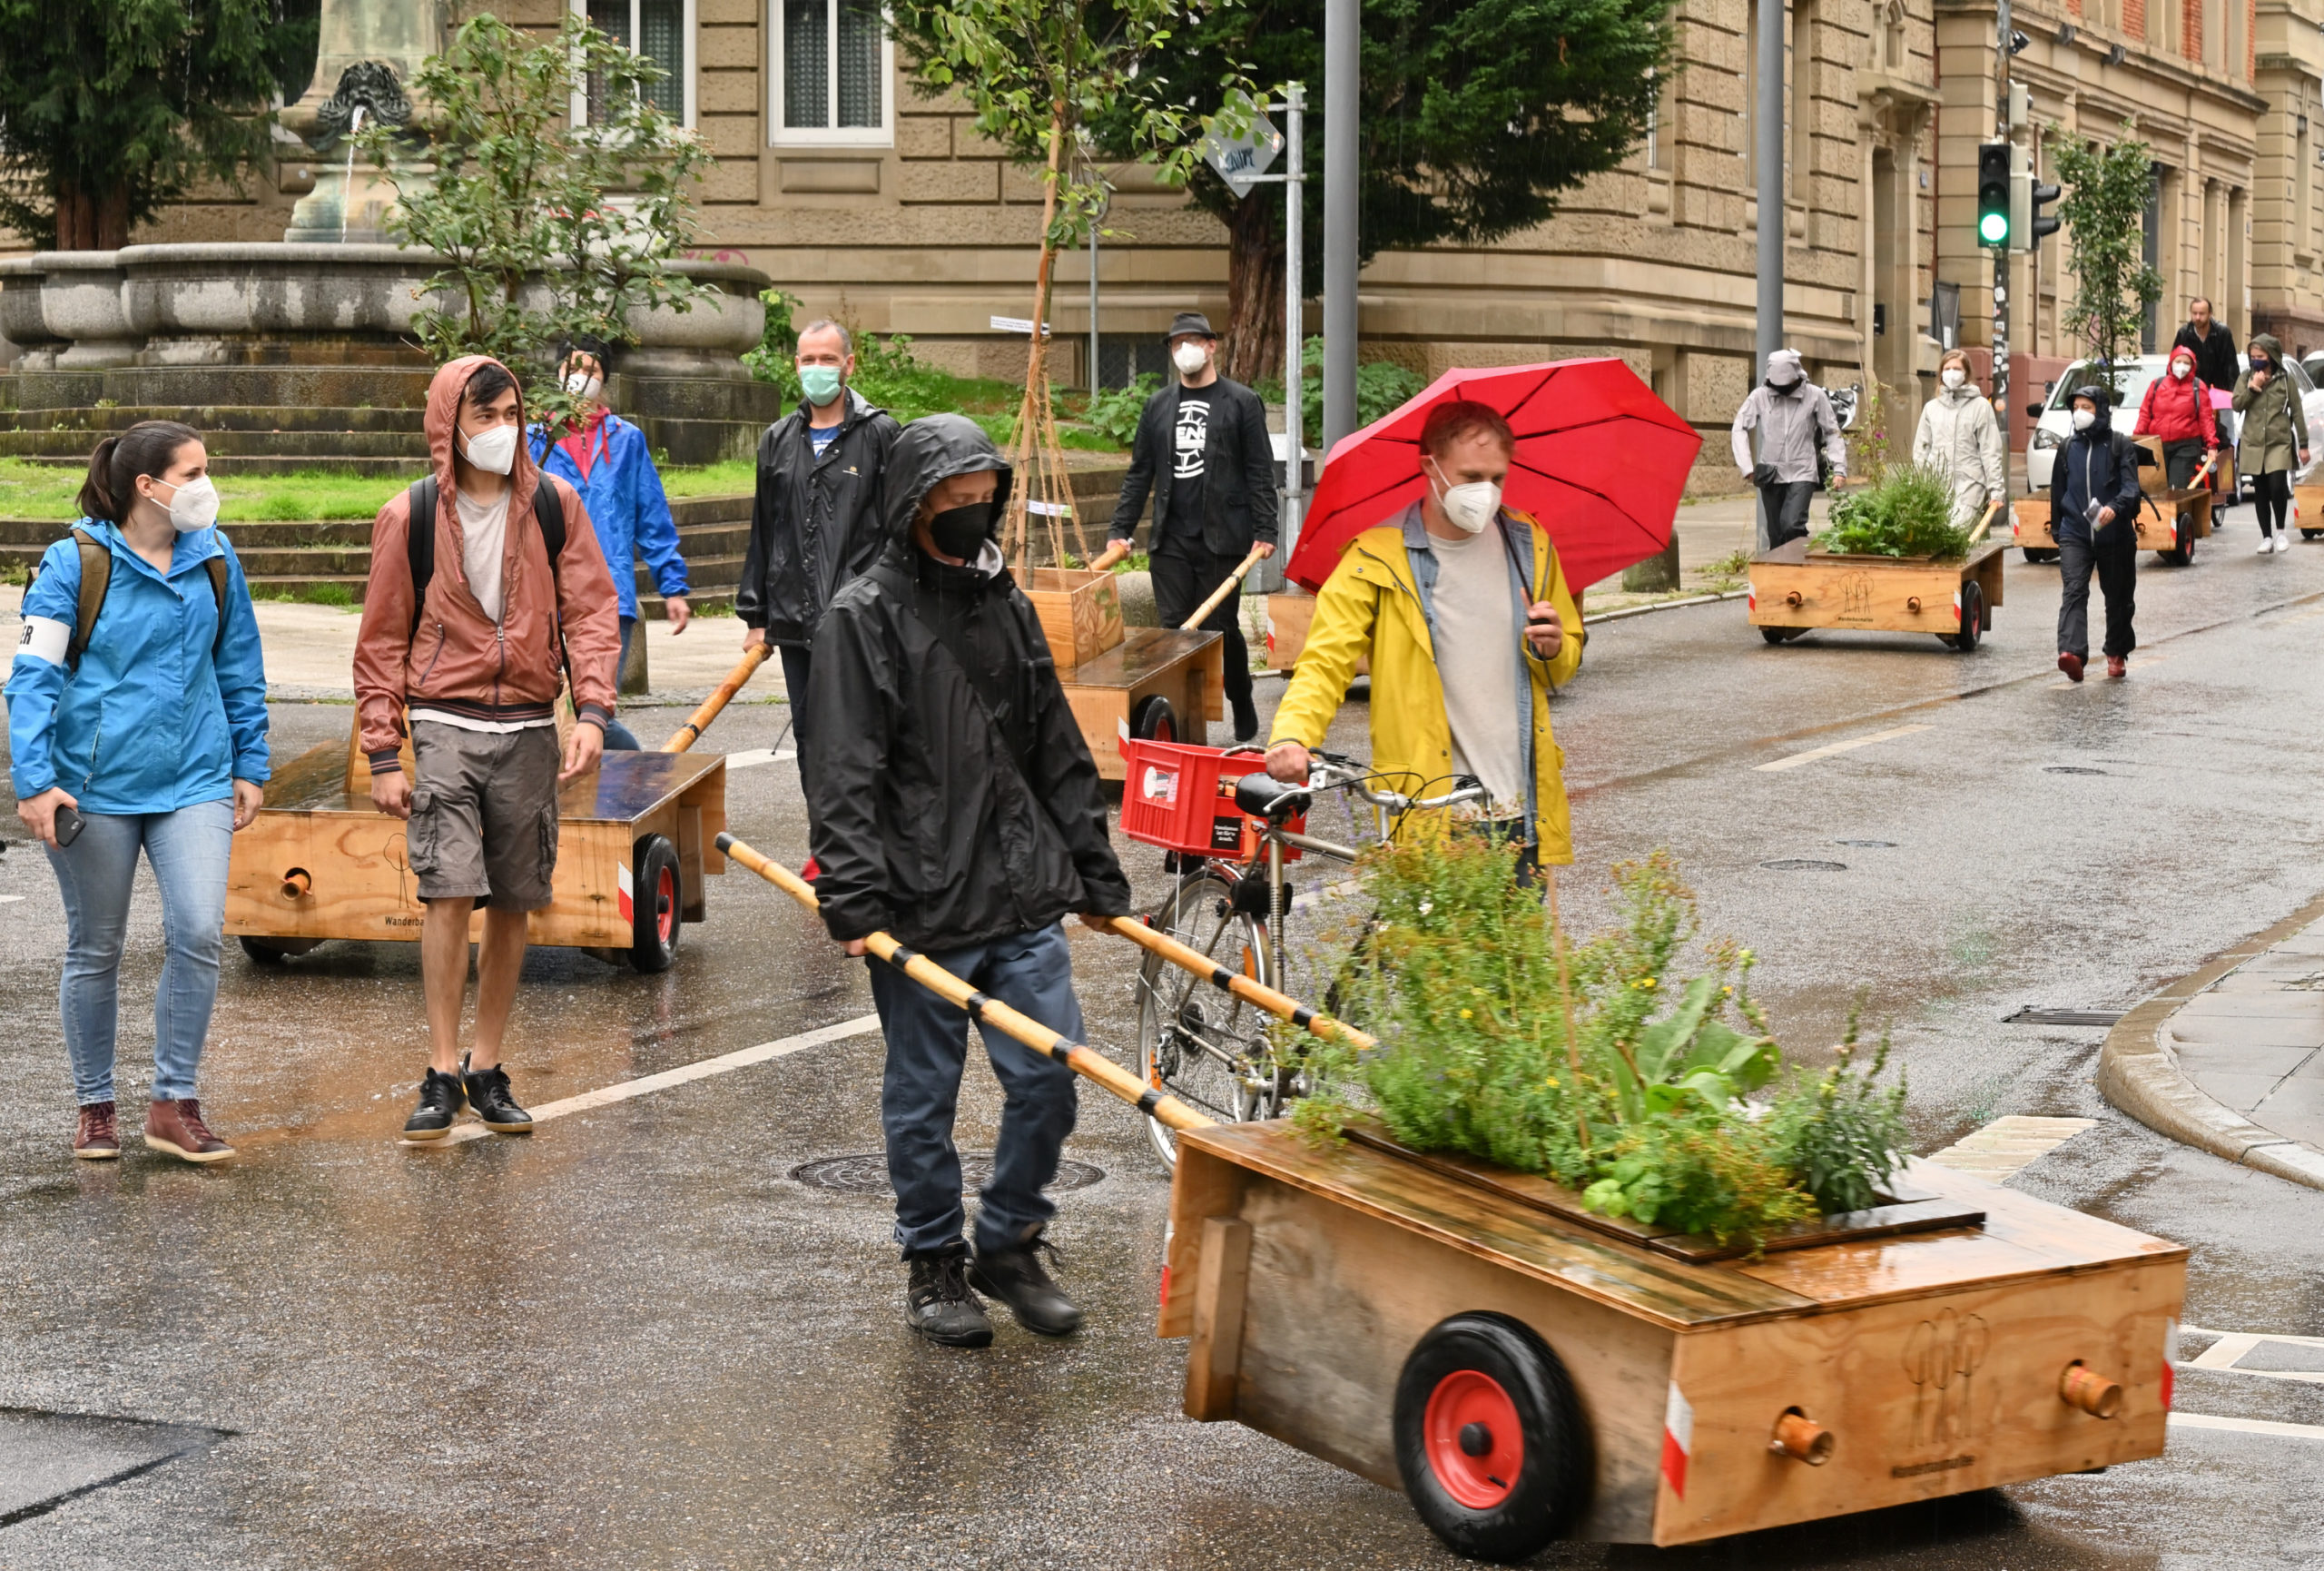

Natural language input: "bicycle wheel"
[1136,870,1274,1169]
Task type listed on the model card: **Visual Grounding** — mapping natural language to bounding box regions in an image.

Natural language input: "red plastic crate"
[1118,735,1302,860]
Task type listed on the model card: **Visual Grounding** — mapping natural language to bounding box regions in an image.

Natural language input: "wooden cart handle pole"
[1179,546,1269,631]
[661,644,773,754]
[1088,538,1131,572]
[716,833,1216,1133]
[1964,499,2001,545]
[1102,914,1378,1053]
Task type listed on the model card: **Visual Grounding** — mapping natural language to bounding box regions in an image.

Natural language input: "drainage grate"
[1833,839,1898,848]
[1760,858,1848,872]
[0,1407,229,1527]
[2004,1006,2125,1026]
[792,1152,1108,1196]
[2043,766,2108,776]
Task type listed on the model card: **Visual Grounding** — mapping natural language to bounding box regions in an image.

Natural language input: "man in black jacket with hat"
[1107,311,1277,741]
[803,413,1133,1349]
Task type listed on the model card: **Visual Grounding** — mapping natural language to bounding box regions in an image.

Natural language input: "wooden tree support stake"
[718,833,1213,1132]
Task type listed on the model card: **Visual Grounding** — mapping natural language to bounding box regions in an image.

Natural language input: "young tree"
[1088,0,1677,383]
[0,0,308,250]
[888,0,1246,564]
[356,12,711,392]
[2052,122,2164,397]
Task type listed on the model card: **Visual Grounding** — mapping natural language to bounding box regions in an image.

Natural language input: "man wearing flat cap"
[1107,311,1278,741]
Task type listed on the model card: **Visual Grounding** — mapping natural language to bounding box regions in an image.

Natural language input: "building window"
[772,0,893,144]
[576,0,695,126]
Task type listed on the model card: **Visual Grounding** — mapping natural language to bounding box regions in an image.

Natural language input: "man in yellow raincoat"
[1264,400,1584,877]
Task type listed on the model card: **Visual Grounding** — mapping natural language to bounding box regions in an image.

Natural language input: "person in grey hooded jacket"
[1912,348,2005,528]
[1730,348,1847,549]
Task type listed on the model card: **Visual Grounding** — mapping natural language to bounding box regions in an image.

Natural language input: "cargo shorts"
[406,720,562,911]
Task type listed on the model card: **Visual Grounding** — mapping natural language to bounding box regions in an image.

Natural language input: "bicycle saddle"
[1235,771,1310,821]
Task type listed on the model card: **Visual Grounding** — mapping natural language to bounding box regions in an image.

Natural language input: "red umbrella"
[1284,360,1702,595]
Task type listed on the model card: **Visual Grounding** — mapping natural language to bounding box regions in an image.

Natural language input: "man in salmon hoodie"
[354,356,622,1138]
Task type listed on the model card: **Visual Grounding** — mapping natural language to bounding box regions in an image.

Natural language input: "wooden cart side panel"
[1746,561,1974,633]
[1022,568,1126,670]
[1230,1173,1676,1543]
[1183,1217,1254,1421]
[1650,1257,2182,1546]
[679,766,728,876]
[1160,1143,1251,1339]
[1977,551,2004,612]
[1265,591,1371,677]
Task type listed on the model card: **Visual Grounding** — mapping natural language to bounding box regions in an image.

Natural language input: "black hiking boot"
[970,1230,1084,1337]
[403,1069,467,1140]
[904,1246,993,1348]
[461,1059,533,1135]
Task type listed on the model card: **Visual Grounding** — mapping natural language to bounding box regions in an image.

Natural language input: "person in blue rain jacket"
[6,420,270,1164]
[528,336,691,749]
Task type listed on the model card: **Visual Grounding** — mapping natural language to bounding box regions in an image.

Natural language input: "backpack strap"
[203,555,228,655]
[64,526,111,673]
[532,478,574,695]
[406,474,438,640]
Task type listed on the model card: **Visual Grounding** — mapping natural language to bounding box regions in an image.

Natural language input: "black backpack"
[34,526,230,672]
[402,473,566,635]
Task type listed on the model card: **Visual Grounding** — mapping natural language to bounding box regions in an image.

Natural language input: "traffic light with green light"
[1978,143,2010,247]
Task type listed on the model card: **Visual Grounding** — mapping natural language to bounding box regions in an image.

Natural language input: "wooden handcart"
[1060,627,1224,780]
[1164,1121,2183,1556]
[1748,537,2006,650]
[2012,491,2209,568]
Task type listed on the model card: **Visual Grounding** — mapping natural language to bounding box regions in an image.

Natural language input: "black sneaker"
[970,1231,1084,1337]
[1231,694,1261,745]
[462,1060,533,1134]
[403,1069,466,1140]
[904,1247,994,1348]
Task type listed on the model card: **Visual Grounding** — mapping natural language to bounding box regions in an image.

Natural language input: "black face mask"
[2252,359,2272,373]
[926,499,996,560]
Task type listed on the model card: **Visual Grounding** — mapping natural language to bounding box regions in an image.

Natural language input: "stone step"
[0,427,427,460]
[0,405,428,435]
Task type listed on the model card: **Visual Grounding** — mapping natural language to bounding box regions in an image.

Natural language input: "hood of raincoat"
[2069,384,2116,437]
[875,413,1016,551]
[426,354,542,520]
[2250,331,2289,368]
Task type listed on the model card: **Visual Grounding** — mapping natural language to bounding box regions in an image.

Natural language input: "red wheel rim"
[655,865,676,944]
[1423,1369,1523,1509]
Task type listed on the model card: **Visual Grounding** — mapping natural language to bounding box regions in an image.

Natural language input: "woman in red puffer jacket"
[2134,344,2221,490]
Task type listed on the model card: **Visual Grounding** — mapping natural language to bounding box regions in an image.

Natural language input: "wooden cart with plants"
[1749,468,2006,648]
[224,649,768,973]
[1154,842,2185,1558]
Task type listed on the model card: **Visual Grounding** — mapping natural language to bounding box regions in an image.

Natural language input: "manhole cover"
[0,1408,228,1527]
[792,1152,1108,1195]
[2043,766,2107,776]
[2004,1006,2124,1026]
[1833,839,1897,848]
[1760,859,1848,872]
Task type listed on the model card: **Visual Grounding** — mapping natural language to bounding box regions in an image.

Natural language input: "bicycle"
[1115,734,1486,1168]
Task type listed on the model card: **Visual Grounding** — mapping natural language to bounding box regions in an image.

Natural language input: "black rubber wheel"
[2304,529,2321,540]
[2023,547,2059,564]
[1393,1314,1590,1563]
[1130,694,1177,744]
[628,834,682,973]
[1942,579,1984,651]
[1759,625,1804,645]
[240,936,322,963]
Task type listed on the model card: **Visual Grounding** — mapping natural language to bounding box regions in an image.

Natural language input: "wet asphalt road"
[4,526,2323,1569]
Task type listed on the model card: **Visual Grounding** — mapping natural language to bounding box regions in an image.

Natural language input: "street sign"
[1199,97,1285,199]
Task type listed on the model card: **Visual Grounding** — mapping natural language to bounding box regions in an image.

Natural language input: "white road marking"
[2169,1411,2324,1441]
[1925,1114,2096,1181]
[2179,1326,2324,1387]
[411,1013,881,1148]
[724,747,796,770]
[0,894,24,905]
[1753,723,1933,773]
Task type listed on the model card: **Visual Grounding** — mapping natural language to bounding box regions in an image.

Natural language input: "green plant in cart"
[1817,464,1968,559]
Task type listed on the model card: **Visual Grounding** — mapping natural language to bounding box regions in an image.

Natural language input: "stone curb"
[2096,888,2324,1191]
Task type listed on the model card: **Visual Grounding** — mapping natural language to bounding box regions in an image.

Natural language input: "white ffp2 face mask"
[1940,369,1965,390]
[1429,458,1502,535]
[564,371,603,400]
[461,423,519,476]
[1173,341,1211,378]
[153,476,220,533]
[2072,408,2098,432]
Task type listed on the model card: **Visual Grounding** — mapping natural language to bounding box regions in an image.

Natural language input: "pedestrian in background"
[737,319,901,851]
[803,415,1131,1349]
[528,335,691,750]
[2132,344,2220,490]
[2173,296,2239,470]
[2233,333,2309,556]
[1730,348,1846,550]
[354,356,622,1140]
[1107,311,1278,742]
[6,421,270,1163]
[2050,385,2142,682]
[1912,348,2005,529]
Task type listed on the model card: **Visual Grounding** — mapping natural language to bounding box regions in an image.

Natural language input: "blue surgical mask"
[799,364,843,406]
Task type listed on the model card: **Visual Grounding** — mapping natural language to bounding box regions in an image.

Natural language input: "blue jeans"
[45,799,235,1105]
[604,616,641,751]
[868,924,1082,1256]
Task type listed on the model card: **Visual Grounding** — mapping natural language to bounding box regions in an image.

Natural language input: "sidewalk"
[2100,894,2324,1190]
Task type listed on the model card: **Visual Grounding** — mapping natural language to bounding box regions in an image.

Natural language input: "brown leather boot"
[74,1102,120,1161]
[144,1099,235,1163]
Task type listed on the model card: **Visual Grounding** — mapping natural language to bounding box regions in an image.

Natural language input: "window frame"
[569,0,699,129]
[768,0,896,147]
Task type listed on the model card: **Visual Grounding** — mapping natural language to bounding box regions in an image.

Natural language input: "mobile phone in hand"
[53,805,84,847]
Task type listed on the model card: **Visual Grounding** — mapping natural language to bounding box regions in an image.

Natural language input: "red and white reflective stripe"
[1951,588,1964,624]
[1747,591,1757,612]
[2162,1316,2179,1409]
[1660,1381,1693,1498]
[616,860,635,924]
